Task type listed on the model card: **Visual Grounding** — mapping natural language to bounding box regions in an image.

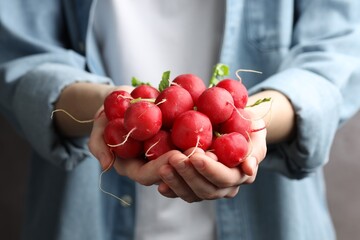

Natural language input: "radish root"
[145,138,161,158]
[227,98,273,126]
[51,109,131,206]
[51,109,94,123]
[244,131,254,161]
[107,128,137,148]
[248,99,273,132]
[185,135,201,158]
[235,69,262,83]
[98,153,131,206]
[155,98,167,106]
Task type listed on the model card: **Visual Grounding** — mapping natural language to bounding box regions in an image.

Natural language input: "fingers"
[240,157,258,177]
[88,109,114,170]
[157,182,178,198]
[159,151,242,202]
[241,124,267,176]
[89,110,267,203]
[114,150,181,186]
[188,152,247,188]
[158,163,202,202]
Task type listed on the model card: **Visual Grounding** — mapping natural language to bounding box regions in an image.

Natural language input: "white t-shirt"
[94,1,225,239]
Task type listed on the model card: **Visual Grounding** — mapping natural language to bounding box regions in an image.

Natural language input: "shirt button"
[120,195,133,207]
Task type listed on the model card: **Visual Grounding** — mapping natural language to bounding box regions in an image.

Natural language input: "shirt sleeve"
[248,0,360,179]
[0,2,112,170]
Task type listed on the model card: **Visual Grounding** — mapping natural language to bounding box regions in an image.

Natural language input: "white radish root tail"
[107,128,137,148]
[248,99,273,132]
[155,98,167,106]
[227,98,273,128]
[235,69,262,83]
[51,109,94,123]
[244,131,254,161]
[145,139,161,158]
[98,153,131,206]
[185,135,201,158]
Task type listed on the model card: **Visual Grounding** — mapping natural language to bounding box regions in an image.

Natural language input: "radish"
[171,110,213,151]
[212,132,249,168]
[144,130,176,160]
[131,76,160,99]
[104,90,132,120]
[216,79,248,109]
[155,85,194,129]
[172,73,206,104]
[219,108,251,140]
[196,86,234,124]
[124,100,162,141]
[131,84,160,99]
[97,64,270,170]
[103,118,143,159]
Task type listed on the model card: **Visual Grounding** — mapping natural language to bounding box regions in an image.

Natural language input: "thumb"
[88,108,114,170]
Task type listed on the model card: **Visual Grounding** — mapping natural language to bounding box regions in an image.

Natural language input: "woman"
[1,1,360,239]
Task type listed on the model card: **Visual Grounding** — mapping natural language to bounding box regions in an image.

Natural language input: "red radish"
[216,78,248,109]
[155,85,194,129]
[171,110,213,151]
[131,85,160,99]
[196,87,234,124]
[144,130,176,160]
[212,132,249,167]
[103,118,143,159]
[104,90,132,120]
[172,74,206,104]
[124,101,162,141]
[219,108,251,140]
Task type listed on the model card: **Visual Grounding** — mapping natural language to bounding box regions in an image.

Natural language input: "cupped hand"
[158,116,267,203]
[88,88,268,203]
[88,101,179,187]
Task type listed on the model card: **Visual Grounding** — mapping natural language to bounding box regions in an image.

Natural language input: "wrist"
[54,82,114,137]
[248,90,295,144]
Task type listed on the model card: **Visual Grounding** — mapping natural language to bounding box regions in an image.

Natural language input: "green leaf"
[131,77,151,87]
[209,63,230,87]
[131,77,141,87]
[158,71,171,92]
[246,97,272,108]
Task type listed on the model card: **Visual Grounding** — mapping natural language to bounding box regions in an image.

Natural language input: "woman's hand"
[157,123,267,203]
[89,109,266,202]
[88,101,176,186]
[88,89,273,203]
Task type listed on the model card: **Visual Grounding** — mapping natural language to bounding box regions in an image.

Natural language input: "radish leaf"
[209,63,230,87]
[159,71,171,92]
[131,77,151,87]
[246,97,271,108]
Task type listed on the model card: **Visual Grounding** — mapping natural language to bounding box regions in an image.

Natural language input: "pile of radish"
[103,64,269,168]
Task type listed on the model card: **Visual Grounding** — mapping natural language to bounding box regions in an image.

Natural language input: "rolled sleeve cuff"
[13,63,112,170]
[249,68,342,178]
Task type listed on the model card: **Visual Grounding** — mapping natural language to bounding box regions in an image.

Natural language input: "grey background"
[1,112,359,240]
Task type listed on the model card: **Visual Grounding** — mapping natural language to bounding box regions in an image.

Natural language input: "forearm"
[54,82,136,137]
[53,82,114,137]
[248,90,296,145]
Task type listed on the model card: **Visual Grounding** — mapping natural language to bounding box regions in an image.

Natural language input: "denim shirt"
[1,0,360,239]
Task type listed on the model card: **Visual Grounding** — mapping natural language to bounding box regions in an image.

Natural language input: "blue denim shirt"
[1,0,360,239]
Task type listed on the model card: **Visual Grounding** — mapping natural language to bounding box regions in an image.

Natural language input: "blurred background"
[0,112,359,240]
